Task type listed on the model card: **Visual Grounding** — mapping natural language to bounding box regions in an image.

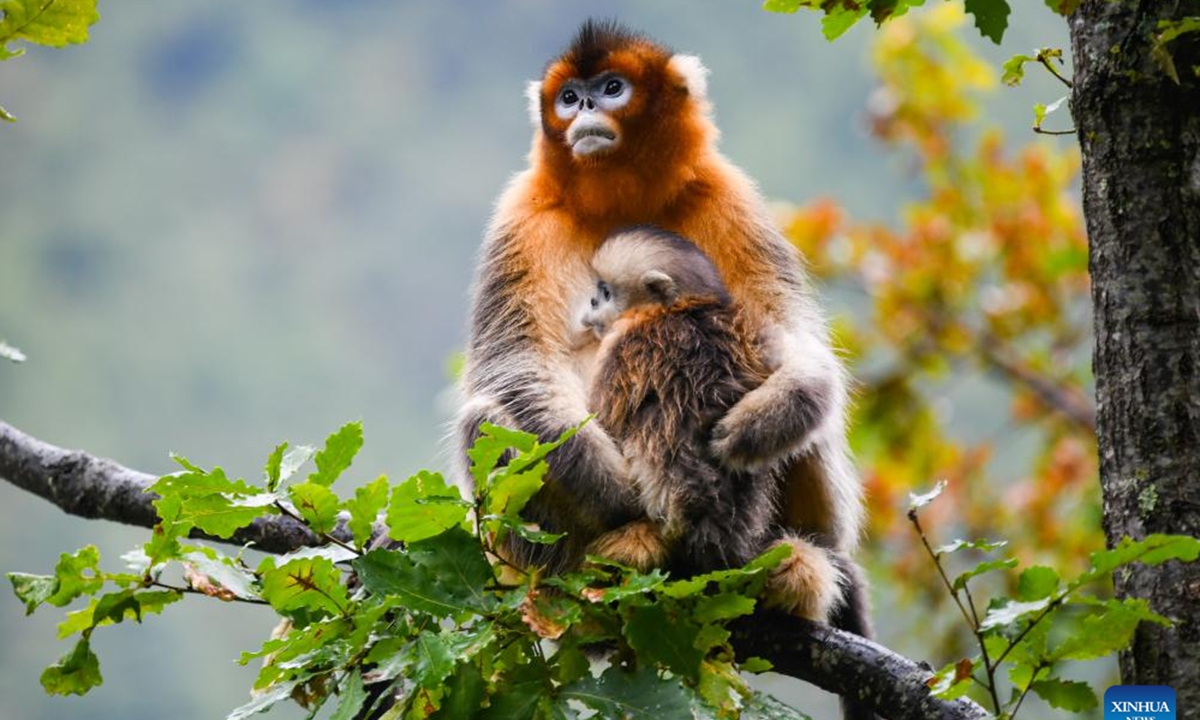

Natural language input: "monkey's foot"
[587,520,668,572]
[762,536,842,623]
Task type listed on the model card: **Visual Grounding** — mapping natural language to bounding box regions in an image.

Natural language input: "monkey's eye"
[590,296,599,309]
[603,79,624,96]
[601,283,612,301]
[560,88,579,106]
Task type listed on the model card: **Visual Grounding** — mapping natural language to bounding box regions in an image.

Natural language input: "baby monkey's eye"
[590,297,599,309]
[603,79,624,96]
[560,88,579,105]
[600,283,612,301]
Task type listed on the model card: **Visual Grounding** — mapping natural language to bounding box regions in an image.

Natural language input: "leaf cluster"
[0,0,100,122]
[761,0,1076,44]
[9,422,809,719]
[909,482,1200,716]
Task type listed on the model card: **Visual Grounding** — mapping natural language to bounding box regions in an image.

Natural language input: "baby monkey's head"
[582,226,730,338]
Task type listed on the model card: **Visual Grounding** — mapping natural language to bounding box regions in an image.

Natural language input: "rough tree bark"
[1070,0,1200,708]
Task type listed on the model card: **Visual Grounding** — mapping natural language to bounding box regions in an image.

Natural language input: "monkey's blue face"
[555,73,633,157]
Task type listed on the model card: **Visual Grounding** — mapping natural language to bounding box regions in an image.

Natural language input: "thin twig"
[149,580,270,605]
[1037,54,1074,88]
[274,501,361,557]
[909,510,1004,713]
[1033,126,1077,136]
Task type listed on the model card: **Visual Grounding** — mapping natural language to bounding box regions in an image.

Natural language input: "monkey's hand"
[587,519,668,572]
[710,322,839,471]
[710,373,831,471]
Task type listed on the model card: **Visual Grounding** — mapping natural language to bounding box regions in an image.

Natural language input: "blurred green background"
[0,2,1069,718]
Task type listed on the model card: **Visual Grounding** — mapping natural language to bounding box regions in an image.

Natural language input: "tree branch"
[0,419,352,555]
[734,614,988,720]
[1,418,987,719]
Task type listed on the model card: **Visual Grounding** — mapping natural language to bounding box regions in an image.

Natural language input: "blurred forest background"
[0,2,1080,718]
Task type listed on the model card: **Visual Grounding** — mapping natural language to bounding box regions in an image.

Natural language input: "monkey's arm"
[710,315,843,472]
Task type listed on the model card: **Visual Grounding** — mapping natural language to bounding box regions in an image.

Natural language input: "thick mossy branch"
[0,417,985,719]
[0,419,351,554]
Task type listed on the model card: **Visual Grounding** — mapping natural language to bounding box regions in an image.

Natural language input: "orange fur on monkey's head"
[525,20,717,222]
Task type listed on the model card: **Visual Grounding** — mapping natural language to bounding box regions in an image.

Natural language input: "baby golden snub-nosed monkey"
[456,20,871,651]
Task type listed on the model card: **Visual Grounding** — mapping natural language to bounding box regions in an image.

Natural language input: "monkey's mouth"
[569,125,619,157]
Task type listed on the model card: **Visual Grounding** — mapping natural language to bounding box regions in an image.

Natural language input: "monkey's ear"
[667,54,709,99]
[642,270,677,304]
[525,80,543,128]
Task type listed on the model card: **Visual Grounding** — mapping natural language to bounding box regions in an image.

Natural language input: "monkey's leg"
[761,536,843,623]
[587,519,669,572]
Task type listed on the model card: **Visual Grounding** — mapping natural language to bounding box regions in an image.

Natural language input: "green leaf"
[486,462,547,518]
[308,421,363,487]
[387,471,469,544]
[478,668,548,720]
[149,466,277,539]
[963,0,1010,44]
[980,597,1052,631]
[264,442,287,492]
[434,662,487,719]
[907,480,946,512]
[182,548,260,601]
[9,572,56,614]
[694,593,757,623]
[551,643,590,685]
[561,665,692,719]
[0,105,11,122]
[1052,597,1169,661]
[506,521,566,545]
[762,0,802,12]
[0,0,99,59]
[259,556,350,617]
[329,670,368,720]
[40,637,102,695]
[696,658,749,717]
[346,475,389,549]
[354,528,493,617]
[1001,54,1036,86]
[1016,565,1060,601]
[625,604,704,680]
[402,632,456,689]
[934,538,1008,556]
[225,678,303,720]
[1030,678,1097,711]
[466,422,536,487]
[822,7,867,40]
[952,557,1018,591]
[288,481,341,536]
[1083,534,1200,583]
[46,545,103,607]
[1033,95,1067,131]
[57,589,182,638]
[740,657,773,674]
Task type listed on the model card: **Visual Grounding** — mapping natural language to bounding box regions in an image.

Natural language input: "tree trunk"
[1070,0,1200,709]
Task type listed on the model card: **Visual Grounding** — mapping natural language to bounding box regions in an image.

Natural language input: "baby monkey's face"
[580,279,623,339]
